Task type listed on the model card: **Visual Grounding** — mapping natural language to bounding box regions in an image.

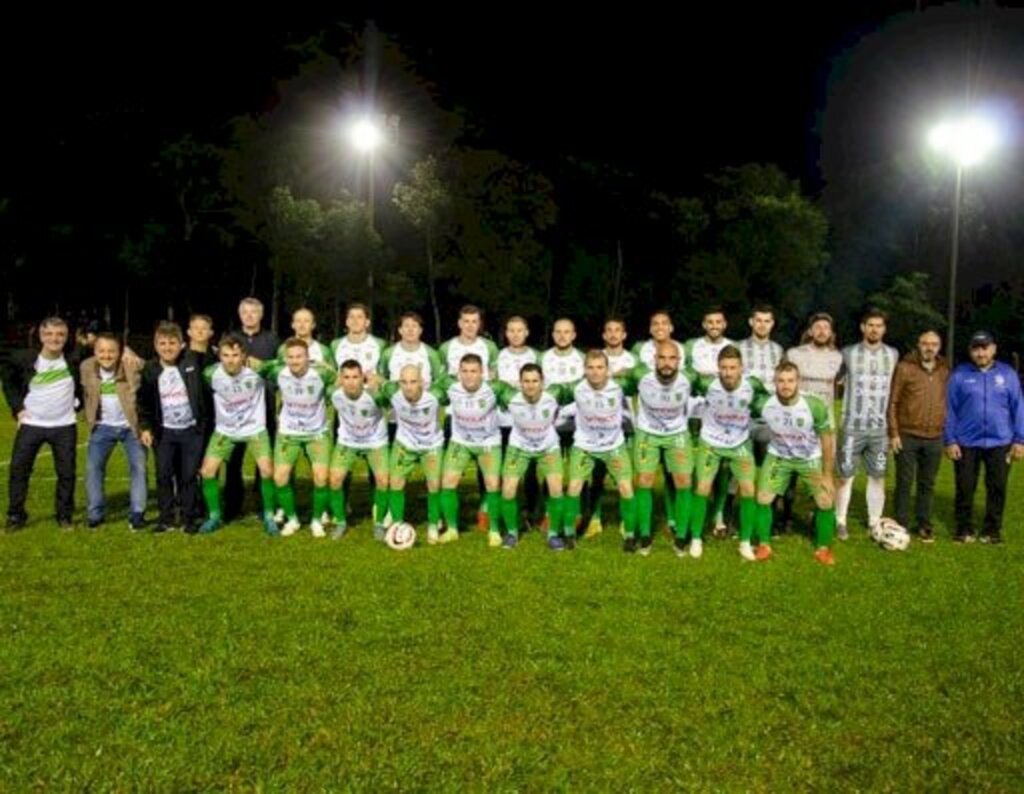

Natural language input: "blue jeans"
[86,424,148,522]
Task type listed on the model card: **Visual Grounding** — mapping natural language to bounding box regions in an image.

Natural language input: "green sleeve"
[692,374,714,397]
[316,363,336,390]
[202,364,217,386]
[437,340,450,362]
[378,381,399,403]
[318,343,335,368]
[379,345,394,378]
[547,383,575,406]
[275,343,287,360]
[749,377,770,417]
[684,339,697,363]
[485,339,500,370]
[807,395,833,433]
[617,364,648,396]
[426,345,444,383]
[492,381,518,409]
[429,380,451,405]
[630,341,645,358]
[257,359,285,381]
[329,338,343,359]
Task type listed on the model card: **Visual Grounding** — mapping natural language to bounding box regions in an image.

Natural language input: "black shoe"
[954,531,975,544]
[638,537,653,557]
[564,535,577,551]
[673,536,688,558]
[129,513,146,531]
[5,516,27,532]
[918,524,935,544]
[154,523,172,534]
[623,536,638,553]
[87,518,103,530]
[980,533,1003,545]
[57,518,74,531]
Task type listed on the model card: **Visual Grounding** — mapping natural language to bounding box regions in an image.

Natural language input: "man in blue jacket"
[944,331,1024,544]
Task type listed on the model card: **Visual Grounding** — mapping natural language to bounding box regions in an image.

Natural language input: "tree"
[867,272,946,353]
[392,156,451,342]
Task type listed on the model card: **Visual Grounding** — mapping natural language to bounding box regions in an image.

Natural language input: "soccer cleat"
[688,538,704,559]
[87,518,103,530]
[4,516,27,532]
[488,531,503,548]
[58,518,75,531]
[281,518,301,538]
[814,547,836,566]
[673,536,688,558]
[427,525,440,545]
[331,523,349,541]
[584,517,603,539]
[712,519,728,539]
[321,511,333,526]
[373,524,387,542]
[638,537,653,557]
[564,535,578,551]
[755,544,774,562]
[836,523,849,541]
[439,528,459,544]
[263,515,281,536]
[547,535,566,551]
[273,508,285,524]
[918,524,935,544]
[622,536,638,554]
[310,520,326,539]
[198,517,222,535]
[477,510,490,532]
[502,533,519,549]
[954,531,975,544]
[979,533,1003,545]
[128,513,146,531]
[739,541,756,561]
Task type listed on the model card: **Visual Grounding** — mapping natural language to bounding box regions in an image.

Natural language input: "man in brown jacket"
[81,333,147,529]
[887,329,949,541]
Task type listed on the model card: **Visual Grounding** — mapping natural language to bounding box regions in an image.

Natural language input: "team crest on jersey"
[307,385,315,394]
[542,409,550,418]
[674,393,683,402]
[478,398,486,408]
[361,409,370,417]
[996,375,1006,387]
[607,398,616,408]
[797,417,805,427]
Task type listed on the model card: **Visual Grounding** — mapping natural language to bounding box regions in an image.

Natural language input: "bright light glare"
[929,116,999,167]
[349,119,382,153]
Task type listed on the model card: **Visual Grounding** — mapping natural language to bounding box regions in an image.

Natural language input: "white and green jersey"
[569,379,627,453]
[98,368,129,428]
[739,337,784,390]
[439,336,499,377]
[784,344,844,406]
[605,348,637,376]
[499,389,563,453]
[264,361,335,437]
[632,339,687,371]
[540,347,585,385]
[24,355,76,428]
[380,342,443,387]
[762,393,832,460]
[685,336,734,378]
[840,343,899,434]
[384,384,445,452]
[332,388,389,449]
[204,364,267,439]
[697,375,769,449]
[497,347,539,385]
[619,365,694,436]
[445,380,504,447]
[158,365,195,430]
[331,334,386,373]
[277,340,332,367]
[497,346,539,429]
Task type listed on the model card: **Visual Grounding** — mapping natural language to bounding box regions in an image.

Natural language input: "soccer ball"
[385,522,417,551]
[871,518,910,552]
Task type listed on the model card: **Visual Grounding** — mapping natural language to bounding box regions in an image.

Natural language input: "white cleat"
[310,520,326,539]
[427,525,440,545]
[281,518,301,537]
[688,538,704,559]
[739,541,756,561]
[320,511,332,526]
[274,509,286,524]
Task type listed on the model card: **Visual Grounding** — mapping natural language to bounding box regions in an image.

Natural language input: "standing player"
[331,302,387,376]
[380,312,443,386]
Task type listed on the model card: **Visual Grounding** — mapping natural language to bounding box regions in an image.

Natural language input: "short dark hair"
[519,362,543,379]
[219,333,245,351]
[154,321,183,341]
[861,307,888,324]
[751,303,775,318]
[340,359,363,373]
[459,353,483,368]
[283,337,309,351]
[718,344,742,363]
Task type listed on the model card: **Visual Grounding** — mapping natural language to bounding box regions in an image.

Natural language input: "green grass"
[1,402,1022,790]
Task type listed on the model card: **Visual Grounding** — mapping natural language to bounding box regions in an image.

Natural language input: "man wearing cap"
[887,330,949,542]
[944,331,1024,544]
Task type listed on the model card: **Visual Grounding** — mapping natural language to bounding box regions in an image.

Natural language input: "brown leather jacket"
[887,351,949,440]
[80,348,145,433]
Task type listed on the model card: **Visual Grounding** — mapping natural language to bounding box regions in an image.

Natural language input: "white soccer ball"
[871,517,911,552]
[385,521,417,551]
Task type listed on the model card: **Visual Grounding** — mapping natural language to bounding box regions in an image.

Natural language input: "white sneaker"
[281,518,301,537]
[320,511,332,526]
[310,520,326,539]
[274,509,286,524]
[427,525,440,545]
[739,541,756,561]
[689,538,704,559]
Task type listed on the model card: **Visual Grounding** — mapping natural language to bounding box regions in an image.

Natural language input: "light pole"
[928,115,998,357]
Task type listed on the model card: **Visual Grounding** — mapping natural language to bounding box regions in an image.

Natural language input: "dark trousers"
[893,434,943,530]
[7,423,77,522]
[955,445,1011,538]
[156,427,206,527]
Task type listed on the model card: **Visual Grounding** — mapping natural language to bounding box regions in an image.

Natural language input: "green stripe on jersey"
[31,368,72,386]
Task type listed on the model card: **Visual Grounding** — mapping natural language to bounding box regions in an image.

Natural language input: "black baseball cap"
[969,330,995,348]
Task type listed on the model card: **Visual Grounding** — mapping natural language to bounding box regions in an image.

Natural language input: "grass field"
[1,399,1022,790]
